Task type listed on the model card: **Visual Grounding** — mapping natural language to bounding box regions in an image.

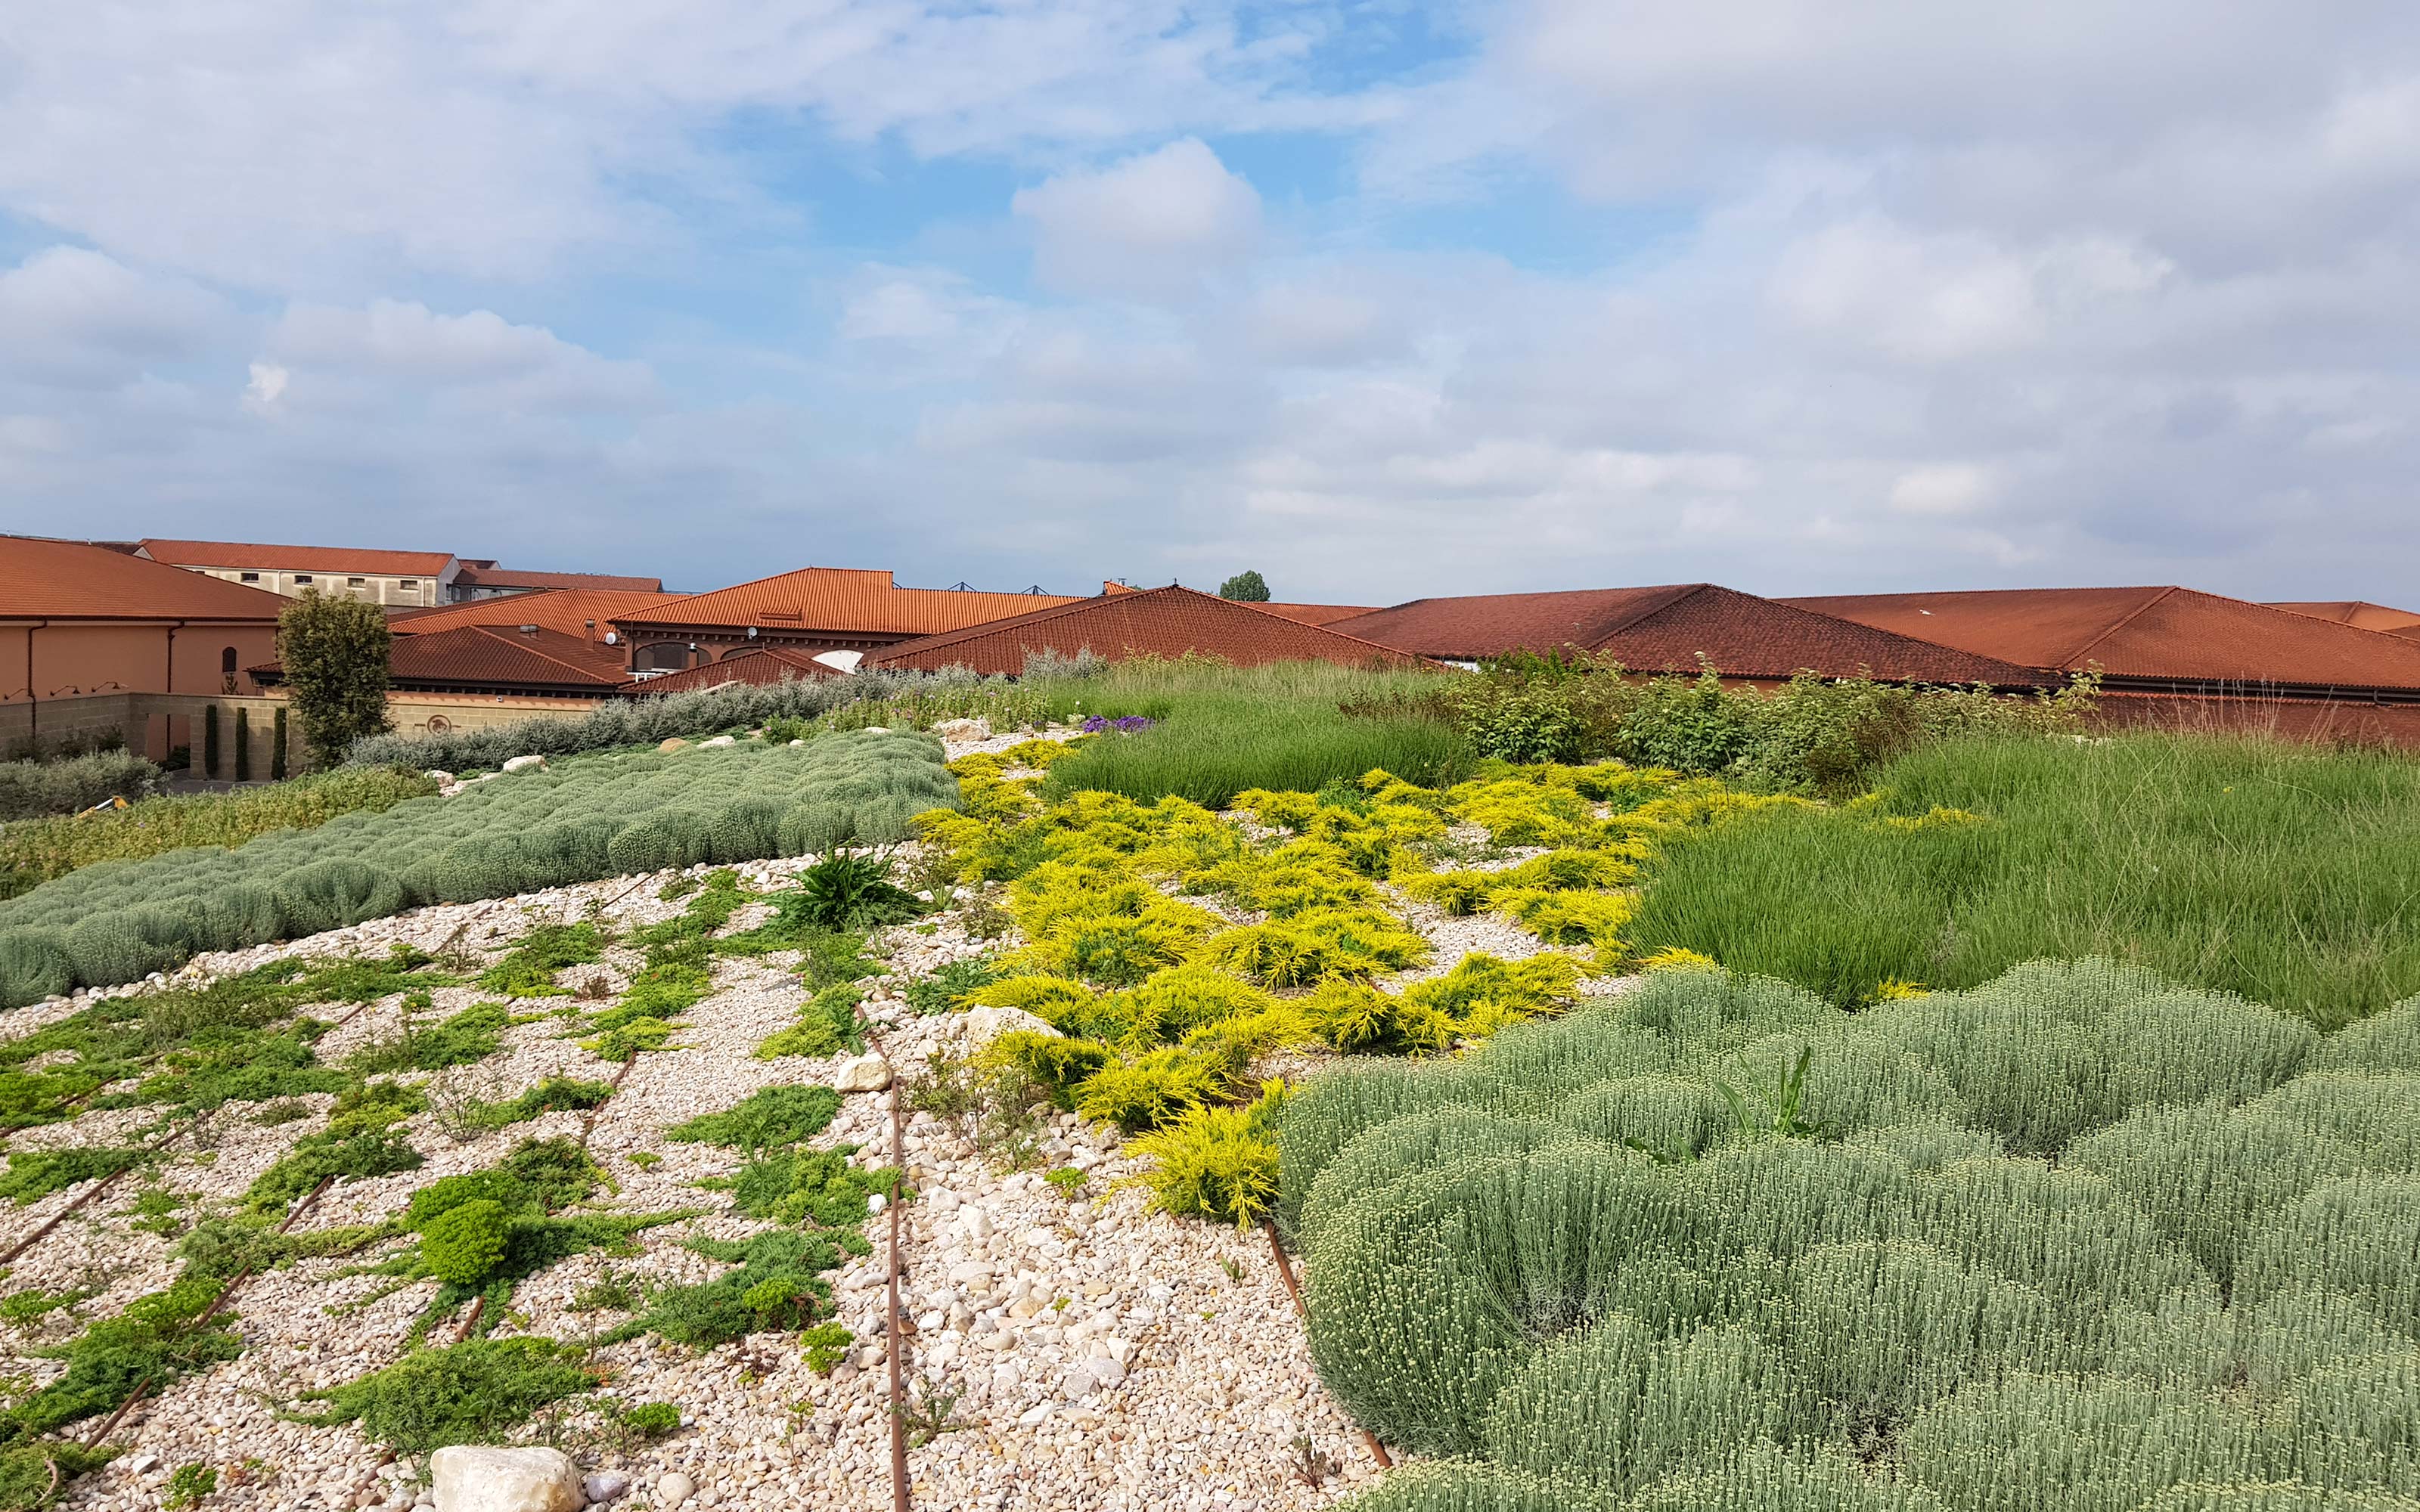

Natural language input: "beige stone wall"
[0,687,608,770]
[184,565,455,606]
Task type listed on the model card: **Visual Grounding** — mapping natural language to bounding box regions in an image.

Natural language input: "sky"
[3,2,2418,606]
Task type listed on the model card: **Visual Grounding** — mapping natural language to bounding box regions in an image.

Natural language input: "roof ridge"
[1227,589,1447,662]
[2058,585,2177,668]
[1644,585,2043,682]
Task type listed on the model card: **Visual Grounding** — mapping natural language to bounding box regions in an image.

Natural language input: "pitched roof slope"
[1335,583,2048,686]
[1255,601,1382,627]
[138,538,456,575]
[454,564,665,593]
[2268,601,2420,634]
[864,585,1432,674]
[613,567,1084,638]
[0,534,292,620]
[253,624,631,691]
[1787,587,2420,695]
[389,588,677,640]
[629,647,839,696]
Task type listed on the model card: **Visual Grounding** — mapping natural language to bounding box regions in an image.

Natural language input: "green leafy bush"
[666,1086,842,1152]
[0,749,159,820]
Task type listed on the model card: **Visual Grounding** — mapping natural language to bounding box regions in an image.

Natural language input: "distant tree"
[278,590,392,768]
[203,705,221,779]
[234,708,252,782]
[271,707,289,780]
[1219,570,1271,603]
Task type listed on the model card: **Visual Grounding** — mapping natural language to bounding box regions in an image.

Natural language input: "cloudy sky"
[3,2,2417,604]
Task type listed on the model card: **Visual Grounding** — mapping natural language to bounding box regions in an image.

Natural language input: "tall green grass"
[1035,660,1470,807]
[1623,733,2420,1028]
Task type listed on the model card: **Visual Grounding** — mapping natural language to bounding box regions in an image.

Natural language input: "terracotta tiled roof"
[2267,601,2420,634]
[863,585,1434,674]
[138,538,458,575]
[628,647,841,696]
[1787,587,2420,696]
[1334,584,2049,686]
[1255,601,1382,627]
[0,534,290,620]
[389,589,678,640]
[454,564,665,593]
[252,624,631,692]
[613,568,1084,639]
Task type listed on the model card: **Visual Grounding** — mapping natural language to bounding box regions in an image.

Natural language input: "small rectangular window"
[240,572,260,582]
[348,576,366,587]
[293,574,313,584]
[399,579,417,589]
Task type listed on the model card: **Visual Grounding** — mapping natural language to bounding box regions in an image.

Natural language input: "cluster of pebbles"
[0,725,1624,1510]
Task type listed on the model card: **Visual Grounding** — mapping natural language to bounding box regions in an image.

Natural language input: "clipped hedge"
[1302,960,2420,1512]
[0,732,956,1006]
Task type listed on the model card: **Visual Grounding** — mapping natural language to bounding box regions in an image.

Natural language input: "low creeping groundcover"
[0,731,957,1008]
[1283,957,2420,1512]
[910,750,1810,1222]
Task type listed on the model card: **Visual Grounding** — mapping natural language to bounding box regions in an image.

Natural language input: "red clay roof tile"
[612,567,1084,639]
[863,585,1433,674]
[1,534,292,621]
[2266,600,2420,634]
[1334,584,2049,686]
[453,565,666,592]
[138,538,458,575]
[1788,587,2420,695]
[389,588,678,640]
[625,646,842,695]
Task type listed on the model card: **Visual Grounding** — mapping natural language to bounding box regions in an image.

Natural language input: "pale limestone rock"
[833,1052,892,1092]
[430,1446,580,1512]
[658,737,690,752]
[500,754,547,774]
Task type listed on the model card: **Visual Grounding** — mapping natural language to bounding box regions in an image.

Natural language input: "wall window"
[348,576,366,587]
[294,574,313,584]
[221,646,238,693]
[399,579,417,589]
[240,572,260,583]
[634,642,691,672]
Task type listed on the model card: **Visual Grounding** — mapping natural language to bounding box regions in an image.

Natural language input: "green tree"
[234,708,252,782]
[278,590,392,768]
[1218,570,1271,603]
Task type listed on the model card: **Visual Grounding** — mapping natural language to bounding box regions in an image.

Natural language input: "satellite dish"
[603,631,619,645]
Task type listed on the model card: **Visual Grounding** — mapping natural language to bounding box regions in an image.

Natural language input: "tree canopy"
[1218,570,1270,603]
[278,590,392,768]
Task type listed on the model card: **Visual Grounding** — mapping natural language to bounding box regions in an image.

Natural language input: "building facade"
[135,539,461,607]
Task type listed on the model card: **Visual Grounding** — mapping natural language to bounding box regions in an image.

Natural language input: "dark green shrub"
[296,1337,596,1455]
[666,1085,842,1151]
[619,1401,681,1438]
[234,708,251,782]
[203,705,221,779]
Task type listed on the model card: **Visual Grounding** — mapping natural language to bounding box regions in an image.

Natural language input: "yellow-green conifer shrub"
[1127,1081,1286,1227]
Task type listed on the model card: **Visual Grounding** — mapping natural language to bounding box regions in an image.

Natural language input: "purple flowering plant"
[1081,715,1159,734]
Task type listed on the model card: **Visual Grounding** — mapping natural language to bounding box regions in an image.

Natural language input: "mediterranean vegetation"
[0,748,158,821]
[0,731,954,1005]
[0,652,2413,1512]
[1286,958,2420,1510]
[276,588,394,766]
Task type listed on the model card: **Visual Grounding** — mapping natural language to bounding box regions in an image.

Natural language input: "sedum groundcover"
[1286,958,2420,1512]
[0,731,954,1008]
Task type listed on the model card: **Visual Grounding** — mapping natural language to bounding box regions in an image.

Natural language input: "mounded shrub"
[272,858,406,937]
[607,809,715,874]
[420,1198,511,1285]
[1899,1374,2265,1512]
[65,903,197,986]
[0,928,75,1008]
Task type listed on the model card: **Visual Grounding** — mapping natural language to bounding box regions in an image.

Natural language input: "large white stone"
[656,1471,696,1507]
[699,734,737,748]
[500,754,547,774]
[833,1052,892,1092]
[957,1006,1059,1049]
[430,1446,581,1512]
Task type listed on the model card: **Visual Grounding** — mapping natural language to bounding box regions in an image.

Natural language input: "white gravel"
[0,764,1634,1512]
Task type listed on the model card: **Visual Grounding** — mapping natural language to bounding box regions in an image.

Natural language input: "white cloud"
[0,247,225,387]
[262,300,659,414]
[243,363,290,414]
[1012,139,1262,299]
[1889,463,1998,516]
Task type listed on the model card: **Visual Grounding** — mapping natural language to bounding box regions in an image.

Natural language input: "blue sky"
[3,2,2418,605]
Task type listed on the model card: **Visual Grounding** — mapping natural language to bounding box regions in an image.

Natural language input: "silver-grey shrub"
[0,732,956,1005]
[342,669,957,771]
[0,748,159,820]
[1308,959,2420,1512]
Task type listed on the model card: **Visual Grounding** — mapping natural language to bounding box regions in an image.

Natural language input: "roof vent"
[518,624,539,634]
